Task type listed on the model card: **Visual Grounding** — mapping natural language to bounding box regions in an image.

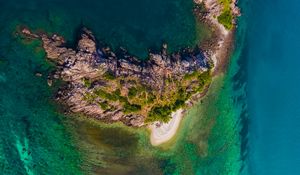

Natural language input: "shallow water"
[0,0,246,174]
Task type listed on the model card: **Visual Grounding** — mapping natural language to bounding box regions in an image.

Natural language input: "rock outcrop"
[21,28,211,127]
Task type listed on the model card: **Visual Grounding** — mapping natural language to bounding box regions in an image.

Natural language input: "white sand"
[149,109,184,146]
[149,0,236,147]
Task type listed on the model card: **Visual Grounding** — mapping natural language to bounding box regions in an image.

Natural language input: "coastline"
[149,0,239,146]
[0,0,248,174]
[18,0,239,147]
[149,109,184,146]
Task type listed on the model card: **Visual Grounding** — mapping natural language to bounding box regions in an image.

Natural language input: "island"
[19,0,239,146]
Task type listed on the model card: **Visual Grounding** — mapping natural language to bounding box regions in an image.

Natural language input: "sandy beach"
[149,26,232,147]
[149,109,184,146]
[149,0,238,146]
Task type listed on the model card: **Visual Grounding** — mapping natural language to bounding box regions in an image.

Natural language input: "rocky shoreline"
[19,0,239,130]
[21,27,211,126]
[194,0,240,74]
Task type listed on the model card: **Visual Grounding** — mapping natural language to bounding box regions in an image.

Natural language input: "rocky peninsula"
[21,27,211,126]
[20,0,239,145]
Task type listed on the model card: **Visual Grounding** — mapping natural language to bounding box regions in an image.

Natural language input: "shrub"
[173,99,185,110]
[147,105,172,123]
[217,10,233,30]
[94,89,121,101]
[146,70,212,123]
[128,87,138,99]
[103,71,115,80]
[183,71,199,80]
[123,103,141,113]
[146,92,156,104]
[98,101,109,110]
[115,89,121,96]
[196,70,211,92]
[82,78,92,88]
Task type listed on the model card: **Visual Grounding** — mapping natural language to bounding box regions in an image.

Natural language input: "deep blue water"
[243,0,300,174]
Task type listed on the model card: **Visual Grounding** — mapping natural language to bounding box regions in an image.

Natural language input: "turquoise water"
[243,0,300,174]
[0,0,247,174]
[0,35,83,173]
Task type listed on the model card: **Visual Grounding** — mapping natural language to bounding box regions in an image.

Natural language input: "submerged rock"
[35,72,42,77]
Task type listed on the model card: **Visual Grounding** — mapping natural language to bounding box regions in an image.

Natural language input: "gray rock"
[22,28,211,127]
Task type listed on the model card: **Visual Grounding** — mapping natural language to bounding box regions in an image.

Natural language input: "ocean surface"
[2,0,299,174]
[243,0,300,174]
[0,0,208,58]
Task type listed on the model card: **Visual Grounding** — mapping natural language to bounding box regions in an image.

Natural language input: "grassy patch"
[217,10,233,30]
[217,0,234,30]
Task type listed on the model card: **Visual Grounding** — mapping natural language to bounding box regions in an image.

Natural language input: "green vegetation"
[217,0,233,30]
[218,0,231,6]
[146,92,156,104]
[147,105,172,123]
[93,88,141,113]
[94,88,126,102]
[217,10,233,30]
[94,89,116,101]
[103,71,116,80]
[84,69,212,123]
[82,78,92,88]
[98,101,109,110]
[128,85,147,99]
[83,93,96,103]
[146,92,187,123]
[184,71,201,80]
[196,70,212,92]
[146,70,212,123]
[183,70,212,92]
[128,87,138,99]
[124,103,141,113]
[146,98,186,123]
